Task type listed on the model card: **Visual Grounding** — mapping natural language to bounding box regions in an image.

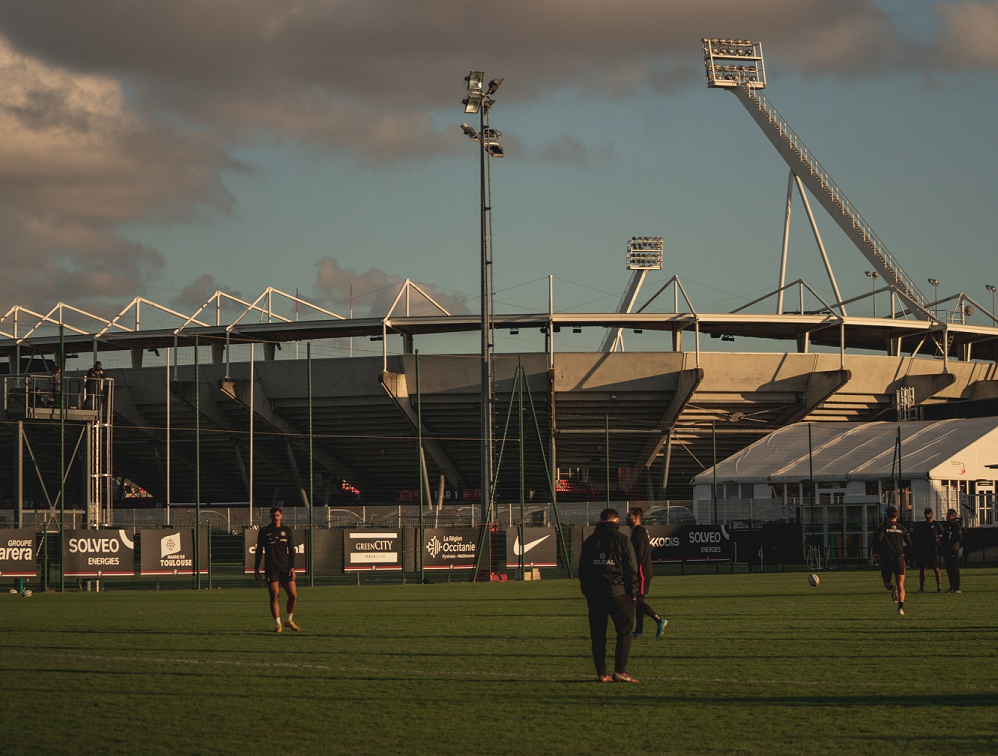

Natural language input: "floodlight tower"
[461,71,504,523]
[600,237,664,352]
[702,38,930,319]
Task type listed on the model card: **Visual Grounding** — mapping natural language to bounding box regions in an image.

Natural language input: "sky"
[0,0,997,356]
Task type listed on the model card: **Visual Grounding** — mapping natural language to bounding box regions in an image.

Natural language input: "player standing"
[579,508,640,683]
[874,504,912,616]
[912,507,943,593]
[254,507,300,633]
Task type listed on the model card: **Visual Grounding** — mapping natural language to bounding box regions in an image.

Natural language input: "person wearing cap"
[874,504,912,615]
[942,508,963,593]
[912,507,944,593]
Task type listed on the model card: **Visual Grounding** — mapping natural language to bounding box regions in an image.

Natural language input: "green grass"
[3,569,997,756]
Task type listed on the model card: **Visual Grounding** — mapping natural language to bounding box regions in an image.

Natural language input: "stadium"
[4,41,998,548]
[3,31,998,756]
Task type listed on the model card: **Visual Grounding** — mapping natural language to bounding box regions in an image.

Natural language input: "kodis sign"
[139,529,208,576]
[64,529,135,577]
[684,525,732,562]
[0,528,37,577]
[645,525,683,564]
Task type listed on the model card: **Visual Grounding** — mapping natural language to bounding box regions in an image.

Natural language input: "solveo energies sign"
[139,530,208,576]
[344,529,402,572]
[505,527,557,568]
[422,528,478,570]
[64,529,135,577]
[0,529,37,577]
[681,525,732,563]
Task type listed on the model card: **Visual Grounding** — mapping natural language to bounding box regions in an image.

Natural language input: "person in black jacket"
[579,508,640,683]
[912,507,943,593]
[626,508,667,638]
[942,508,963,593]
[874,504,912,616]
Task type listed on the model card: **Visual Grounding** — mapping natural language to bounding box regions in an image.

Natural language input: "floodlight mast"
[461,71,504,525]
[600,237,664,352]
[702,38,930,319]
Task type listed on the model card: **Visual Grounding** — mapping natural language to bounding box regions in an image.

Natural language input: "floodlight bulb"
[466,71,484,91]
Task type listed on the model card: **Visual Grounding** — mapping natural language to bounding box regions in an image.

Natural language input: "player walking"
[626,508,667,638]
[254,507,300,633]
[874,504,912,616]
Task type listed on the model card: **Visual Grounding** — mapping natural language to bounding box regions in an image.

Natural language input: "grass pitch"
[3,568,997,756]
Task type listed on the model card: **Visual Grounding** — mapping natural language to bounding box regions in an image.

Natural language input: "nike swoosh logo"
[513,534,551,555]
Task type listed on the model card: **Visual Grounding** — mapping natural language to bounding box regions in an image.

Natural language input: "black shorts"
[880,557,905,582]
[916,550,939,569]
[266,569,295,584]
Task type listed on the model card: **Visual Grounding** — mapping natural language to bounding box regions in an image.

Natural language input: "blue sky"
[0,1,996,354]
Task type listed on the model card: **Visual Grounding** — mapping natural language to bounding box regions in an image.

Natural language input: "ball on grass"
[808,573,820,587]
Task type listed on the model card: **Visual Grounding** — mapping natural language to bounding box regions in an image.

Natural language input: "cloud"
[0,35,239,309]
[312,257,471,317]
[169,274,243,311]
[0,1,979,311]
[933,1,998,67]
[536,134,616,167]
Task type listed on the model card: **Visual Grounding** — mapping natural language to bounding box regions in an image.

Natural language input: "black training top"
[578,521,639,599]
[943,518,963,555]
[629,524,653,594]
[875,520,912,562]
[912,520,943,553]
[255,524,296,573]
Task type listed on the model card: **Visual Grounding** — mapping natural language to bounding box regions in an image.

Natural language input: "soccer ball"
[807,573,820,587]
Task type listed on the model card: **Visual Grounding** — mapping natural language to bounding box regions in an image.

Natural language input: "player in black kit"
[912,507,943,593]
[626,508,667,638]
[874,504,912,616]
[254,507,299,633]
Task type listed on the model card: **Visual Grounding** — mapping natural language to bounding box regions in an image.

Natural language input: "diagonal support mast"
[702,39,930,319]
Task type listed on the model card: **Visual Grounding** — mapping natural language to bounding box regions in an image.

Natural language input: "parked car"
[642,505,696,525]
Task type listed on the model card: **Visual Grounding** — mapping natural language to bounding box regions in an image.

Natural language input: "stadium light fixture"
[865,270,879,317]
[702,38,766,89]
[987,284,996,317]
[463,94,483,114]
[466,71,484,91]
[461,69,504,524]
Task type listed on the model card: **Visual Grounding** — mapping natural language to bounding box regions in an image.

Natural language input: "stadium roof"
[692,418,998,484]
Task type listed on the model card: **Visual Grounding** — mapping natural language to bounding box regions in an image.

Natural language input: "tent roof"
[692,418,998,485]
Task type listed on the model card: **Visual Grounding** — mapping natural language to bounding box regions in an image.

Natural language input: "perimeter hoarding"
[582,524,731,564]
[422,528,479,570]
[505,527,557,568]
[139,530,208,576]
[681,525,732,563]
[344,529,402,572]
[0,528,37,577]
[64,529,135,577]
[243,527,308,575]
